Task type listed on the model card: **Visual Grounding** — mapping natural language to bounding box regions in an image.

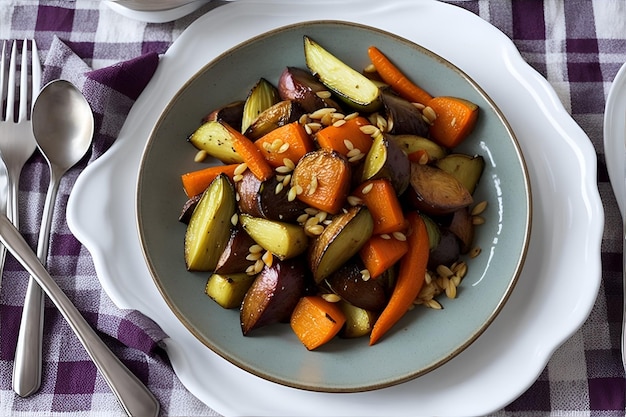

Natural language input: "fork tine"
[0,41,5,119]
[5,40,16,122]
[18,40,28,123]
[31,40,41,109]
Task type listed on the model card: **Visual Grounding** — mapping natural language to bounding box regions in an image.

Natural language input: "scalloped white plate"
[67,0,603,415]
[604,61,626,219]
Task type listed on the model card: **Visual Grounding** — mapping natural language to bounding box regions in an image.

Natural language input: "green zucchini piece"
[184,174,237,271]
[304,36,381,112]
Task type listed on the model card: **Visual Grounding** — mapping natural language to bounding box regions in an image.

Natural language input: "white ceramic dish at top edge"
[604,61,626,219]
[103,0,209,23]
[66,1,603,416]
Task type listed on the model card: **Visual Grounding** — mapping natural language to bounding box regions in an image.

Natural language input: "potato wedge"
[239,214,308,260]
[206,272,256,309]
[406,162,473,215]
[436,153,485,194]
[188,121,244,165]
[338,301,377,338]
[309,205,373,283]
[184,174,237,271]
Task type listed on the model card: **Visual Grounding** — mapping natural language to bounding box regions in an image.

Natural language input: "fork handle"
[0,213,160,417]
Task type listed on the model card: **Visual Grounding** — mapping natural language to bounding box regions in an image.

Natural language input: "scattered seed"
[347,195,363,206]
[246,252,262,261]
[277,142,290,153]
[316,90,332,99]
[305,216,320,228]
[309,107,336,119]
[321,112,333,126]
[426,299,443,310]
[233,174,244,182]
[346,148,362,158]
[344,112,359,120]
[230,213,238,226]
[287,186,298,201]
[412,102,426,110]
[275,165,293,174]
[306,224,325,236]
[451,117,457,127]
[283,158,295,170]
[472,215,486,225]
[296,213,309,224]
[418,152,429,165]
[392,231,407,241]
[282,174,291,186]
[344,139,355,151]
[262,250,273,267]
[245,265,256,275]
[359,124,380,136]
[453,261,468,278]
[451,274,462,287]
[471,200,488,216]
[361,183,374,194]
[469,246,482,258]
[295,184,303,195]
[348,152,365,163]
[360,269,371,281]
[274,182,284,194]
[249,244,263,254]
[363,63,377,73]
[234,163,247,176]
[298,114,309,124]
[304,207,319,216]
[253,259,264,273]
[423,106,437,123]
[322,293,341,302]
[315,211,328,223]
[380,234,391,240]
[424,271,433,285]
[436,265,454,278]
[194,150,207,162]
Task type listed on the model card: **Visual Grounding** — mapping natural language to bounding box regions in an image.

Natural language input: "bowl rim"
[136,19,532,392]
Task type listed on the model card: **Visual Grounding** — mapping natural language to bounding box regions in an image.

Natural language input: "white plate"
[604,61,626,219]
[67,0,603,415]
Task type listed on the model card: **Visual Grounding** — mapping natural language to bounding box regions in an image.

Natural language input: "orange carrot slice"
[367,46,433,106]
[254,122,315,168]
[353,179,406,235]
[427,96,479,148]
[316,116,374,158]
[181,163,239,198]
[222,122,274,181]
[370,212,429,345]
[359,235,409,279]
[290,296,346,350]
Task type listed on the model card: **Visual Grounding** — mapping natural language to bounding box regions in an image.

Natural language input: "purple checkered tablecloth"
[0,1,624,416]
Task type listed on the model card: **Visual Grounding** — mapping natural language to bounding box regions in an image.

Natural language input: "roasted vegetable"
[436,153,485,195]
[304,36,381,112]
[187,121,244,165]
[325,259,388,311]
[359,235,409,279]
[406,162,473,215]
[361,132,410,195]
[381,91,430,137]
[291,148,352,214]
[206,272,256,309]
[241,78,280,134]
[244,100,305,140]
[181,163,239,198]
[184,174,237,271]
[277,66,343,113]
[241,258,307,335]
[203,100,245,131]
[308,205,374,283]
[427,229,461,270]
[427,96,479,148]
[290,295,346,350]
[239,214,308,260]
[390,134,447,163]
[178,194,202,224]
[338,301,377,338]
[447,207,475,254]
[214,225,258,274]
[254,121,315,168]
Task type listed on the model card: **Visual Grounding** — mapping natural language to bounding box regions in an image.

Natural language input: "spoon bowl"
[13,79,93,396]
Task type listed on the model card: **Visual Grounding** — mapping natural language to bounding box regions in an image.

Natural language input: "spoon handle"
[0,213,160,417]
[12,173,59,397]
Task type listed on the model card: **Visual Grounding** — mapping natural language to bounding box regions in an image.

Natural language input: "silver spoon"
[11,80,158,417]
[12,79,92,396]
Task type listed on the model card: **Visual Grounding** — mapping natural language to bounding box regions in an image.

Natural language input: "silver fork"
[0,39,41,396]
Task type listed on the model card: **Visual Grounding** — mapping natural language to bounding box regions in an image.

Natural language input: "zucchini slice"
[304,36,381,112]
[184,174,237,271]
